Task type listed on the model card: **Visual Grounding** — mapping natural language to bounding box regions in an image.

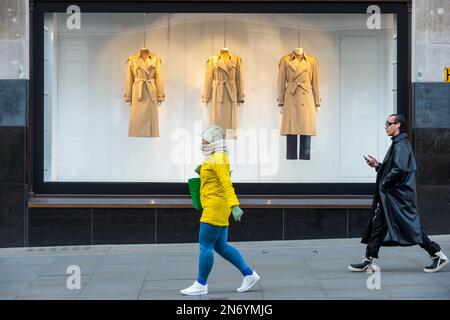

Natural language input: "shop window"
[33,2,407,195]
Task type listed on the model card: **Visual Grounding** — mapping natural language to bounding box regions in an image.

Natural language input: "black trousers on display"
[286,135,311,160]
[365,206,441,259]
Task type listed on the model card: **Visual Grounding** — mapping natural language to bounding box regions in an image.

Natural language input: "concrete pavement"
[0,236,449,300]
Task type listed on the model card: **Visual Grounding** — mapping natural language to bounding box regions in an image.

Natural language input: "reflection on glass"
[43,13,397,183]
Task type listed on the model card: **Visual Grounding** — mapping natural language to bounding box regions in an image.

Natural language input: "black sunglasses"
[385,121,398,126]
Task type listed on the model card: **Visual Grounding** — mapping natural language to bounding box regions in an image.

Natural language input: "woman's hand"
[232,206,244,222]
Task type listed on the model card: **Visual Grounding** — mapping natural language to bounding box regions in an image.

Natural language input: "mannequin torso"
[219,48,230,60]
[294,47,304,57]
[140,48,150,60]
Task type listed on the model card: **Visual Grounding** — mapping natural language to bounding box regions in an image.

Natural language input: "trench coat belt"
[287,81,310,95]
[135,78,157,102]
[214,79,236,103]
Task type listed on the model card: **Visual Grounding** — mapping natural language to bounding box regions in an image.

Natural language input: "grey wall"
[0,0,29,80]
[412,0,450,234]
[0,0,29,247]
[412,0,450,82]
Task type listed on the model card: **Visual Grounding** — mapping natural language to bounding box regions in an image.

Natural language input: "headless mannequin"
[140,47,150,60]
[137,47,162,106]
[294,47,304,57]
[220,47,229,55]
[204,48,231,107]
[284,47,315,160]
[280,48,321,113]
[217,48,241,108]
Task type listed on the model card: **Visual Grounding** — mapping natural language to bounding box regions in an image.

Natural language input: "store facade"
[1,0,449,247]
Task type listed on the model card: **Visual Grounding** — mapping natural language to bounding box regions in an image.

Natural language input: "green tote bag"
[188,177,202,211]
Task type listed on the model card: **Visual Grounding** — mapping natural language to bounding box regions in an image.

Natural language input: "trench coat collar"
[217,51,235,75]
[136,52,155,76]
[288,51,308,79]
[391,132,408,143]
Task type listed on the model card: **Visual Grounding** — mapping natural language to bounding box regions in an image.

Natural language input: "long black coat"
[362,132,423,246]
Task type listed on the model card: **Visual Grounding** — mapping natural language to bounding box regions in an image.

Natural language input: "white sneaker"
[423,251,449,273]
[237,271,260,293]
[180,281,208,295]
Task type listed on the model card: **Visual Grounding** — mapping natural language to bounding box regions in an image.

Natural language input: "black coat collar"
[392,132,408,143]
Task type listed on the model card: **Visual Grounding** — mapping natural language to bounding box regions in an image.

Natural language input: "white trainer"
[423,251,449,273]
[237,271,260,293]
[180,281,208,295]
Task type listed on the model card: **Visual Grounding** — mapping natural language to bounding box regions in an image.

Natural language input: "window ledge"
[28,195,372,209]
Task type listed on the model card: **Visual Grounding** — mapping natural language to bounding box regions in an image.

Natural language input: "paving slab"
[382,284,450,299]
[0,236,448,300]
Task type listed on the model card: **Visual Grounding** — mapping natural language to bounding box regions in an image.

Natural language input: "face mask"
[201,140,228,157]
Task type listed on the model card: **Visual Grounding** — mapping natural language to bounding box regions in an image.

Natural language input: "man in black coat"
[349,114,448,273]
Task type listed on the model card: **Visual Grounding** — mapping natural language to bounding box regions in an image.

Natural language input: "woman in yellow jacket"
[181,125,260,296]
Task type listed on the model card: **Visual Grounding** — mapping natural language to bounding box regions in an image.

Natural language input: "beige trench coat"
[202,51,244,139]
[124,51,165,137]
[277,51,321,136]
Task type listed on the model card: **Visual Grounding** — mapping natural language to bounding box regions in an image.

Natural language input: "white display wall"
[43,13,397,183]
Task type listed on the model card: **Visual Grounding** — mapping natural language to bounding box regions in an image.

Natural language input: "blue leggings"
[197,222,251,285]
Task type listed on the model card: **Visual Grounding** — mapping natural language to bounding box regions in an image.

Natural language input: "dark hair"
[389,114,406,132]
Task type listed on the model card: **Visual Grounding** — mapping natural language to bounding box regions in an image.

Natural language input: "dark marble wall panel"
[417,186,450,235]
[93,209,156,245]
[348,209,371,239]
[22,205,448,246]
[155,209,200,243]
[28,208,92,247]
[0,127,26,183]
[413,82,450,234]
[0,80,28,247]
[0,184,25,247]
[0,80,28,127]
[228,209,283,242]
[413,83,450,129]
[414,128,450,186]
[284,209,347,240]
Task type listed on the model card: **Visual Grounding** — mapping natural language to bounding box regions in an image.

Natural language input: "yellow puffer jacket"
[200,152,239,226]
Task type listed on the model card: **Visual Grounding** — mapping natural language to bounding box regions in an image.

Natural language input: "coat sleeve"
[236,57,245,103]
[124,60,134,103]
[155,57,165,102]
[212,153,239,208]
[202,58,214,104]
[277,58,286,106]
[311,59,322,107]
